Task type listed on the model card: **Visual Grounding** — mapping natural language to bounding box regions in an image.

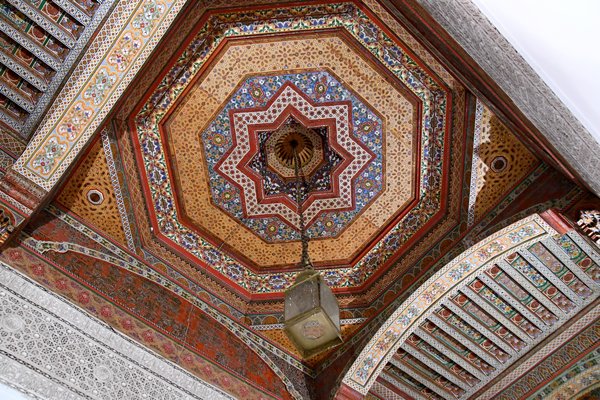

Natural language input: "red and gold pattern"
[2,217,292,399]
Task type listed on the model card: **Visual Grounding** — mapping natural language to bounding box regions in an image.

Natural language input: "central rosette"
[268,118,321,175]
[201,71,383,242]
[250,117,342,203]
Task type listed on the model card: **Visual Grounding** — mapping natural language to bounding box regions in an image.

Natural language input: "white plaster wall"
[0,384,31,400]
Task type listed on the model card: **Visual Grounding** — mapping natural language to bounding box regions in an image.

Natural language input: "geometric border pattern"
[100,126,137,252]
[545,366,600,399]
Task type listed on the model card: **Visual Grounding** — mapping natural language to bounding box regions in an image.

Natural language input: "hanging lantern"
[284,269,342,358]
[281,138,342,358]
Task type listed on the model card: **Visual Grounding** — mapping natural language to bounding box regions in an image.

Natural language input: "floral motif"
[374,330,399,351]
[556,235,581,259]
[477,241,505,261]
[83,68,116,105]
[398,305,420,327]
[248,82,265,101]
[356,356,375,381]
[448,314,483,341]
[108,31,142,71]
[57,101,93,140]
[422,282,445,302]
[31,137,67,174]
[448,261,473,281]
[31,264,45,276]
[313,75,329,99]
[132,0,166,37]
[508,225,537,243]
[480,287,514,315]
[512,257,547,287]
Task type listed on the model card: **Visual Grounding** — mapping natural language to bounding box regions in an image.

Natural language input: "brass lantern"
[284,268,342,358]
[281,136,342,358]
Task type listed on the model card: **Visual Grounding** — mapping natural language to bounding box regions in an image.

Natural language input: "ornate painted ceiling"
[129,2,457,295]
[0,1,599,399]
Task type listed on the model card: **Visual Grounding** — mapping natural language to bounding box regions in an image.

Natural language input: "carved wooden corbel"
[578,210,600,244]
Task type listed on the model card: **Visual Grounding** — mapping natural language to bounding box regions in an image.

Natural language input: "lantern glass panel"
[319,275,340,330]
[284,271,319,321]
[284,271,342,357]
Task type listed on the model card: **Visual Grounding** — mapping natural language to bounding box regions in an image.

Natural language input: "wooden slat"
[0,18,62,70]
[478,274,548,332]
[496,259,565,319]
[388,359,455,400]
[400,343,472,391]
[519,250,582,307]
[428,314,500,368]
[443,300,515,356]
[0,50,48,91]
[6,0,75,48]
[0,82,34,112]
[415,327,488,381]
[52,0,91,25]
[461,286,531,342]
[542,238,599,293]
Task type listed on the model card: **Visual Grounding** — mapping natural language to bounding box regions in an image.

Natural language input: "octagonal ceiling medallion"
[206,73,382,242]
[131,2,454,295]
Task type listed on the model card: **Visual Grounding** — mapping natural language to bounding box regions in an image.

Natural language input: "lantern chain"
[293,146,313,271]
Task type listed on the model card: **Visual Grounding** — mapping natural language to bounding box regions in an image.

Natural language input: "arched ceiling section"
[343,213,600,397]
